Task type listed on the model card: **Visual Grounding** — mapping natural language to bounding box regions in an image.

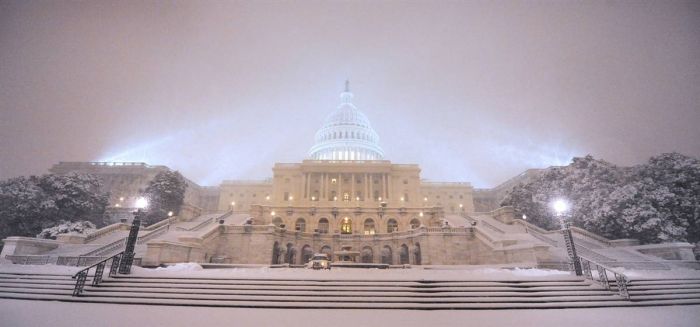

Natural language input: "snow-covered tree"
[501,153,699,244]
[0,176,53,243]
[635,153,700,243]
[142,170,187,225]
[0,173,108,247]
[37,220,97,239]
[37,172,109,226]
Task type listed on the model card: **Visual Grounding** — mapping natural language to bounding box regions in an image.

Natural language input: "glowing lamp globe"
[134,197,148,209]
[552,199,568,216]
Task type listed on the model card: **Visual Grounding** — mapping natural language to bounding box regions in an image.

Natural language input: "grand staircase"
[0,271,699,309]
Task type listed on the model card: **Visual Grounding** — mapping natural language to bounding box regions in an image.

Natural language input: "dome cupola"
[308,81,384,160]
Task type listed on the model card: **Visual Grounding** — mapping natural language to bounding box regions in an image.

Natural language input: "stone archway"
[381,246,392,265]
[301,244,313,264]
[361,246,373,263]
[399,244,409,265]
[413,243,422,265]
[271,241,281,264]
[285,243,296,264]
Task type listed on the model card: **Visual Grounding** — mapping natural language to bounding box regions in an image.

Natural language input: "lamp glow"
[552,199,568,216]
[168,211,174,217]
[134,197,148,209]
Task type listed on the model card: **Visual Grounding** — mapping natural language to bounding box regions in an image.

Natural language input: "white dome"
[308,83,384,160]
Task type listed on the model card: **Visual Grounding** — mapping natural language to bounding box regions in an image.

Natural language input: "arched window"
[340,217,352,234]
[272,217,283,227]
[295,218,306,232]
[363,218,375,235]
[381,246,392,265]
[399,244,409,265]
[410,218,421,229]
[387,219,398,233]
[318,218,329,234]
[361,246,373,263]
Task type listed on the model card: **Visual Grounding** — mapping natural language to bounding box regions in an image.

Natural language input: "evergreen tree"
[142,170,187,225]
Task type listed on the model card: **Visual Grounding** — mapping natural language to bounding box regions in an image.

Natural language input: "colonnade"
[301,172,391,202]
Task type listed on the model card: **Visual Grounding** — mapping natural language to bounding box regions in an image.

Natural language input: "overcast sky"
[1,1,699,188]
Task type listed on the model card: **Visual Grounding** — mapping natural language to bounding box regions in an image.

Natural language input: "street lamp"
[119,197,147,274]
[551,198,582,276]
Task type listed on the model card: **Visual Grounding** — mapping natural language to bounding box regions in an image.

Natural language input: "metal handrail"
[578,256,631,300]
[71,251,124,297]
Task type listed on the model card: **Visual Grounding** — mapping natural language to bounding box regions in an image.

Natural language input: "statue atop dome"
[308,82,384,160]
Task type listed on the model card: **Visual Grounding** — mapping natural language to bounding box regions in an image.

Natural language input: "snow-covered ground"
[1,299,698,327]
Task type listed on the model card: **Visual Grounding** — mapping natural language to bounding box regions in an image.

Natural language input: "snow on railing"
[480,220,506,234]
[570,227,613,247]
[578,256,631,300]
[84,223,127,243]
[528,229,559,247]
[71,252,124,296]
[5,255,54,265]
[5,254,110,267]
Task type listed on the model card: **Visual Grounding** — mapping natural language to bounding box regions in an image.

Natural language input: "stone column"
[382,174,387,200]
[387,173,392,201]
[338,173,342,201]
[364,173,369,202]
[369,174,373,201]
[351,173,355,201]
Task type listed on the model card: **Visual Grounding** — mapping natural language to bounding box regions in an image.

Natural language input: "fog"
[1,1,699,187]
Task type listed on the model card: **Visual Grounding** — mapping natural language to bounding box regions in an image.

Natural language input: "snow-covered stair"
[1,272,699,309]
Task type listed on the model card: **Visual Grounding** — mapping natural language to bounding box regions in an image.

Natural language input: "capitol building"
[2,84,693,269]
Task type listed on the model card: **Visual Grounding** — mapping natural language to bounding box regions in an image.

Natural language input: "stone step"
[0,287,625,303]
[0,283,626,298]
[0,280,608,293]
[4,291,700,309]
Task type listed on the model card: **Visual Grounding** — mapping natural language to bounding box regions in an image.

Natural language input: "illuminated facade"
[4,84,692,268]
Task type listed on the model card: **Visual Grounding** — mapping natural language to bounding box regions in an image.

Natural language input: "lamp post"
[119,197,147,274]
[553,199,582,276]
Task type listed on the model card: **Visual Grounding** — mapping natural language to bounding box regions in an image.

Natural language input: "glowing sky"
[1,1,699,188]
